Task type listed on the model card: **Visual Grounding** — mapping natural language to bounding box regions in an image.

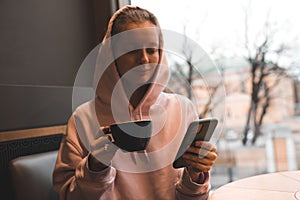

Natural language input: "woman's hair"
[111,6,160,36]
[105,6,163,48]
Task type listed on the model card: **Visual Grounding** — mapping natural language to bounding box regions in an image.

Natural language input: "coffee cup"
[109,120,152,152]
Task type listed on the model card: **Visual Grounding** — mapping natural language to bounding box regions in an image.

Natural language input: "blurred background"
[131,0,300,190]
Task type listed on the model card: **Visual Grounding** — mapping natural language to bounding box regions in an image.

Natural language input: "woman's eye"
[124,48,158,55]
[127,49,139,54]
[147,48,158,54]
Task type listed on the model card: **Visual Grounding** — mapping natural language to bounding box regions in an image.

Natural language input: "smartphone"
[173,118,218,168]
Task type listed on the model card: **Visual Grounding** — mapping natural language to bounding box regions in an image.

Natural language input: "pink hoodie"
[53,6,211,200]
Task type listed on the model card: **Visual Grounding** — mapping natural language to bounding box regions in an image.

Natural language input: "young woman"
[53,6,217,200]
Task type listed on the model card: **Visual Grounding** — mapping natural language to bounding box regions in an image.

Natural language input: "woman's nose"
[139,49,149,63]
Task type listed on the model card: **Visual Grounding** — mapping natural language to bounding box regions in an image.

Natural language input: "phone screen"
[173,118,218,168]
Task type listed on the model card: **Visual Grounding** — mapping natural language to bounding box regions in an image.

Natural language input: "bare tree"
[168,24,225,118]
[241,6,299,145]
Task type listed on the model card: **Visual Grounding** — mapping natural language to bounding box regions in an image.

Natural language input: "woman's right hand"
[88,127,119,171]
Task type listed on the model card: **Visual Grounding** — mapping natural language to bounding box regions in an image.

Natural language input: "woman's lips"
[134,65,153,72]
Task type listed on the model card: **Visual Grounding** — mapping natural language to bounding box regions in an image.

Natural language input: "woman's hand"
[182,141,217,183]
[88,127,119,171]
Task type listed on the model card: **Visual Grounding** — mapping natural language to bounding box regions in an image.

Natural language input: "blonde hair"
[104,6,163,48]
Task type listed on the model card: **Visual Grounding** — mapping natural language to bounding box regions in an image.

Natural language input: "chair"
[9,150,59,200]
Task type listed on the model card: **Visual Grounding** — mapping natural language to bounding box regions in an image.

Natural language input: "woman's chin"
[123,75,152,87]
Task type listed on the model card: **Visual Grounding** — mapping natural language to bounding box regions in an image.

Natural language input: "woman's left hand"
[182,141,217,182]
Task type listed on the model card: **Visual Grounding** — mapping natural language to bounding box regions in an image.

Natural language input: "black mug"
[109,120,152,152]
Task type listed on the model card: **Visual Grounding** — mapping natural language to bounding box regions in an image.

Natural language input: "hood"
[93,14,169,125]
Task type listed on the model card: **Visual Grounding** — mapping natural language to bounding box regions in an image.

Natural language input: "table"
[209,171,300,200]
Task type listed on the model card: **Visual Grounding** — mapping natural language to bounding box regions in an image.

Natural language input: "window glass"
[131,0,300,191]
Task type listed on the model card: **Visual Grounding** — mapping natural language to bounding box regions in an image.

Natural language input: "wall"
[0,0,116,132]
[0,0,122,199]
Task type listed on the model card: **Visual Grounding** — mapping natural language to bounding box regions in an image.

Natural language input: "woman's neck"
[125,84,149,109]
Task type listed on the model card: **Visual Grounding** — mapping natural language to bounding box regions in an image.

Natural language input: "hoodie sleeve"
[174,96,211,199]
[52,116,116,200]
[175,168,210,200]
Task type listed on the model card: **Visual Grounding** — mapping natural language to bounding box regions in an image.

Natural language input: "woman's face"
[114,21,160,86]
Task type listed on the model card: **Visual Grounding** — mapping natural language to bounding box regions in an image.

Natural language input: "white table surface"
[209,170,300,200]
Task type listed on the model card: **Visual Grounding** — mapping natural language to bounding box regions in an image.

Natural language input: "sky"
[131,0,300,71]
